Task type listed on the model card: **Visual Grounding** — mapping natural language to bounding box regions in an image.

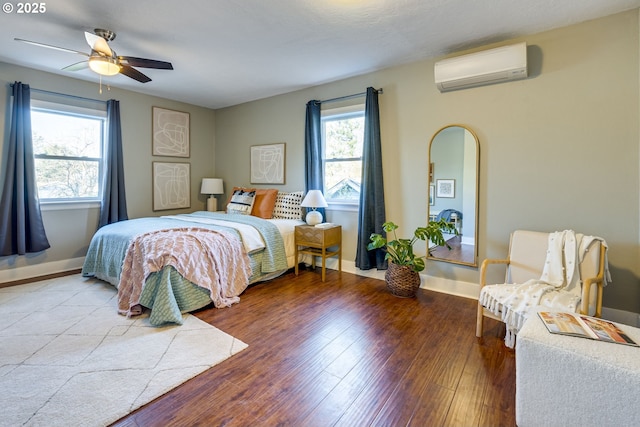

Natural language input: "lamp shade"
[200,178,224,195]
[301,190,328,208]
[301,190,328,225]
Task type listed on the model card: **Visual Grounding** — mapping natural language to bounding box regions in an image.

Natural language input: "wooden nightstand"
[294,224,342,282]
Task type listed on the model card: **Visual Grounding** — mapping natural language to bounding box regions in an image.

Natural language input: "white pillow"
[272,191,304,220]
[227,188,256,215]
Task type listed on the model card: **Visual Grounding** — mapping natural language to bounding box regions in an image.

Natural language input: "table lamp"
[200,178,224,211]
[300,190,328,225]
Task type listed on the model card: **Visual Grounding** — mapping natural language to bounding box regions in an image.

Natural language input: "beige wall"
[215,10,640,313]
[0,63,216,281]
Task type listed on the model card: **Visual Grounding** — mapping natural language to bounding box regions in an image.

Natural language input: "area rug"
[0,274,247,427]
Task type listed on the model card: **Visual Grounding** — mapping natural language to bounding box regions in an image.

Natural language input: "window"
[322,105,364,203]
[30,97,106,202]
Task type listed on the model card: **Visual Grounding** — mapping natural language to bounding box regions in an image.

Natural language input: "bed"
[82,210,304,325]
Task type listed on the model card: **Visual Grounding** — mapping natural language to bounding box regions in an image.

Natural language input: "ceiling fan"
[14,29,173,83]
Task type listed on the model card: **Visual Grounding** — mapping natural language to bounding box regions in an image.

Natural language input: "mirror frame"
[427,124,480,267]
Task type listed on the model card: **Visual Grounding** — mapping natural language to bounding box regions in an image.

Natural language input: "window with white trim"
[322,105,364,203]
[30,97,106,202]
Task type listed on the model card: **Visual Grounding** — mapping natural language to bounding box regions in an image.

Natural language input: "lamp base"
[305,210,323,225]
[207,197,217,212]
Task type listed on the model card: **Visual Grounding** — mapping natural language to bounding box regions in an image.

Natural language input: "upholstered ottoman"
[516,312,640,427]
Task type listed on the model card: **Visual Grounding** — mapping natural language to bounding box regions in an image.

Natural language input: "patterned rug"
[0,274,247,427]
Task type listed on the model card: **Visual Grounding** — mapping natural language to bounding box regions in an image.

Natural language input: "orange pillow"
[251,189,278,219]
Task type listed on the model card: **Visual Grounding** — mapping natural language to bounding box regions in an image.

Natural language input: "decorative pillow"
[272,191,304,220]
[251,189,279,219]
[227,186,255,205]
[227,188,257,215]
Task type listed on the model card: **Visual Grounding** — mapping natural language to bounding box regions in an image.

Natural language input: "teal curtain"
[0,82,50,255]
[304,100,325,218]
[98,100,128,228]
[355,87,386,270]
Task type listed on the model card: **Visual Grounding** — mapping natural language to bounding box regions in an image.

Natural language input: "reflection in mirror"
[427,125,479,267]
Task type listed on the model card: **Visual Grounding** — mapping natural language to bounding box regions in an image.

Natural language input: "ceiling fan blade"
[62,61,89,72]
[14,38,88,56]
[119,65,151,83]
[84,31,112,56]
[119,56,173,70]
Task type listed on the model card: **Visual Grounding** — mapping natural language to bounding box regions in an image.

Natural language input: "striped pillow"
[227,188,256,215]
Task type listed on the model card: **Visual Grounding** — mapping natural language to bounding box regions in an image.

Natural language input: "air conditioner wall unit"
[434,42,527,92]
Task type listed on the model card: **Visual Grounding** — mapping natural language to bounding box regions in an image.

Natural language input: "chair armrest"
[479,258,510,288]
[579,244,607,317]
[476,257,510,338]
[580,276,604,317]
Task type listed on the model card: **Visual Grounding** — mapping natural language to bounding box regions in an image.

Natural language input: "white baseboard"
[420,274,479,300]
[340,260,639,326]
[461,236,475,245]
[336,259,479,300]
[0,257,85,283]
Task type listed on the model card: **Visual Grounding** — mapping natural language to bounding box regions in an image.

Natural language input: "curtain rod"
[318,88,383,104]
[9,83,108,104]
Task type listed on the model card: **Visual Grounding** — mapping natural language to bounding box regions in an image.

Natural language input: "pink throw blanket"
[117,227,251,316]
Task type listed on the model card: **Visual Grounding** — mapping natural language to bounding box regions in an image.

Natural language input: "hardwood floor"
[430,235,475,265]
[112,268,515,427]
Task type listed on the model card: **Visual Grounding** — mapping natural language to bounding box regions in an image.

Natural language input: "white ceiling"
[1,0,639,109]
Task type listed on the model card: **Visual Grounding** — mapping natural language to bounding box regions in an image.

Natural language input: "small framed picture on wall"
[436,179,455,198]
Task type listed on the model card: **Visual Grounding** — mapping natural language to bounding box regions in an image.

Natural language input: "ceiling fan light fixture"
[88,55,120,76]
[14,29,171,84]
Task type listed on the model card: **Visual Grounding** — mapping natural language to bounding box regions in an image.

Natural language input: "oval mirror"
[427,125,479,267]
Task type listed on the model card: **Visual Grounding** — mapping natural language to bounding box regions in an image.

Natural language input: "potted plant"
[367,220,458,297]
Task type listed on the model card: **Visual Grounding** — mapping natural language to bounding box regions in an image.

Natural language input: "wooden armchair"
[476,230,607,342]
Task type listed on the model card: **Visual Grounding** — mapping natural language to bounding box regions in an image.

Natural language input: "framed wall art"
[250,143,286,184]
[152,107,190,157]
[436,179,455,198]
[153,162,190,211]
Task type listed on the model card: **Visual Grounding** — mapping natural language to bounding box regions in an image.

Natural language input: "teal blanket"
[82,212,288,325]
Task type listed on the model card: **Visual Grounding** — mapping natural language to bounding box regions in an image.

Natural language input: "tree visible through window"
[323,109,364,202]
[31,108,104,200]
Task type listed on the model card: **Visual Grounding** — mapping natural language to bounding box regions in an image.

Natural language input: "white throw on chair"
[476,229,609,348]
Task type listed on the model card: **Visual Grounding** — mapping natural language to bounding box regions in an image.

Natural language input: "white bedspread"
[162,214,304,267]
[163,214,265,253]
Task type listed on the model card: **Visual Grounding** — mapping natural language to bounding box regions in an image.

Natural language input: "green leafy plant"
[367,220,458,273]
